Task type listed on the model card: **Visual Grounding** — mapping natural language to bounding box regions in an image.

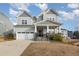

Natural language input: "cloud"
[68,3,79,9]
[9,3,31,21]
[58,10,74,20]
[9,8,18,16]
[67,3,79,17]
[73,9,79,16]
[10,3,30,12]
[63,12,74,20]
[17,3,30,12]
[35,3,48,11]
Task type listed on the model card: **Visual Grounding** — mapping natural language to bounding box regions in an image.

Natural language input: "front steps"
[35,37,48,41]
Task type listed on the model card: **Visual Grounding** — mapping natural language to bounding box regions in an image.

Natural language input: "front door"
[37,26,43,37]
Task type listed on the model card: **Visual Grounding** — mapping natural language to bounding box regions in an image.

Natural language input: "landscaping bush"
[4,32,15,40]
[49,33,63,41]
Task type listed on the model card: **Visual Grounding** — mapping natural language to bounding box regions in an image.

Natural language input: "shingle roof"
[48,9,58,16]
[17,10,32,17]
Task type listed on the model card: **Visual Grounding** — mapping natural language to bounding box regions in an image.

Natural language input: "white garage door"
[16,32,34,40]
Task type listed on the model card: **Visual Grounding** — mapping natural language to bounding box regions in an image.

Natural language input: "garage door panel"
[17,33,26,40]
[27,34,34,39]
[16,32,34,40]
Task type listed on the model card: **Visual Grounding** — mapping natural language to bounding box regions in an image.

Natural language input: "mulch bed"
[21,42,79,56]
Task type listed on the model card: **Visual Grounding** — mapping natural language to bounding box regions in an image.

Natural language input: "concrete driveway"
[0,40,32,56]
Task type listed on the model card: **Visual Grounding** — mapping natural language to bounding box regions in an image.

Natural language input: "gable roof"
[46,9,58,15]
[16,10,32,17]
[33,16,37,22]
[37,9,58,17]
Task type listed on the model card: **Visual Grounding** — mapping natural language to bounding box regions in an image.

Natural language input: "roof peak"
[45,9,58,15]
[17,10,32,17]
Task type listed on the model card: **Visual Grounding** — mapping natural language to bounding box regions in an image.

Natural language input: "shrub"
[4,32,15,40]
[49,33,63,41]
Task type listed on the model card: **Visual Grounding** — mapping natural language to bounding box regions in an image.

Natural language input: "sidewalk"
[0,40,32,56]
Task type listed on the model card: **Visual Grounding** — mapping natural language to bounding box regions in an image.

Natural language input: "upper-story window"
[22,20,27,24]
[47,18,54,21]
[52,18,54,21]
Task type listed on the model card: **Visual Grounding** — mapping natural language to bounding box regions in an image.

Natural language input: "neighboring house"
[14,9,67,40]
[0,11,13,36]
[61,28,68,38]
[68,31,74,39]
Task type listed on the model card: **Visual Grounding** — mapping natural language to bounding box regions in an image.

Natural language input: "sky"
[0,3,79,31]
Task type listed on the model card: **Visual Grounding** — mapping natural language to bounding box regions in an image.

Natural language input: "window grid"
[22,20,27,24]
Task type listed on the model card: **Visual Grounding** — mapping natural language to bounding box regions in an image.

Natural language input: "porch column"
[47,25,49,33]
[35,25,37,33]
[58,26,60,33]
[54,28,56,33]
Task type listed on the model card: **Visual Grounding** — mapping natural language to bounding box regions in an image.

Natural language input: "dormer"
[37,9,58,22]
[16,10,33,25]
[33,16,37,23]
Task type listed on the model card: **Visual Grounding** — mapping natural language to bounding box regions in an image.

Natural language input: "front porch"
[34,20,61,41]
[34,26,59,41]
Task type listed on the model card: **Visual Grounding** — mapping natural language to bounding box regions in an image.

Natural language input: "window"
[18,32,21,33]
[26,32,29,33]
[50,18,52,20]
[22,20,27,24]
[22,20,24,24]
[49,26,53,29]
[22,32,26,33]
[47,17,55,21]
[30,32,34,33]
[25,20,27,24]
[52,18,54,21]
[47,17,53,20]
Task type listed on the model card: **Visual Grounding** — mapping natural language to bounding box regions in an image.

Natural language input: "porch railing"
[34,33,50,41]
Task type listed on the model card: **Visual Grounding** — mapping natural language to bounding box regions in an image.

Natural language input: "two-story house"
[14,9,63,40]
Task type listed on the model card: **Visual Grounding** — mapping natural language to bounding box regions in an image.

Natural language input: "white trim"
[34,19,46,24]
[35,25,37,33]
[33,19,61,26]
[47,25,49,33]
